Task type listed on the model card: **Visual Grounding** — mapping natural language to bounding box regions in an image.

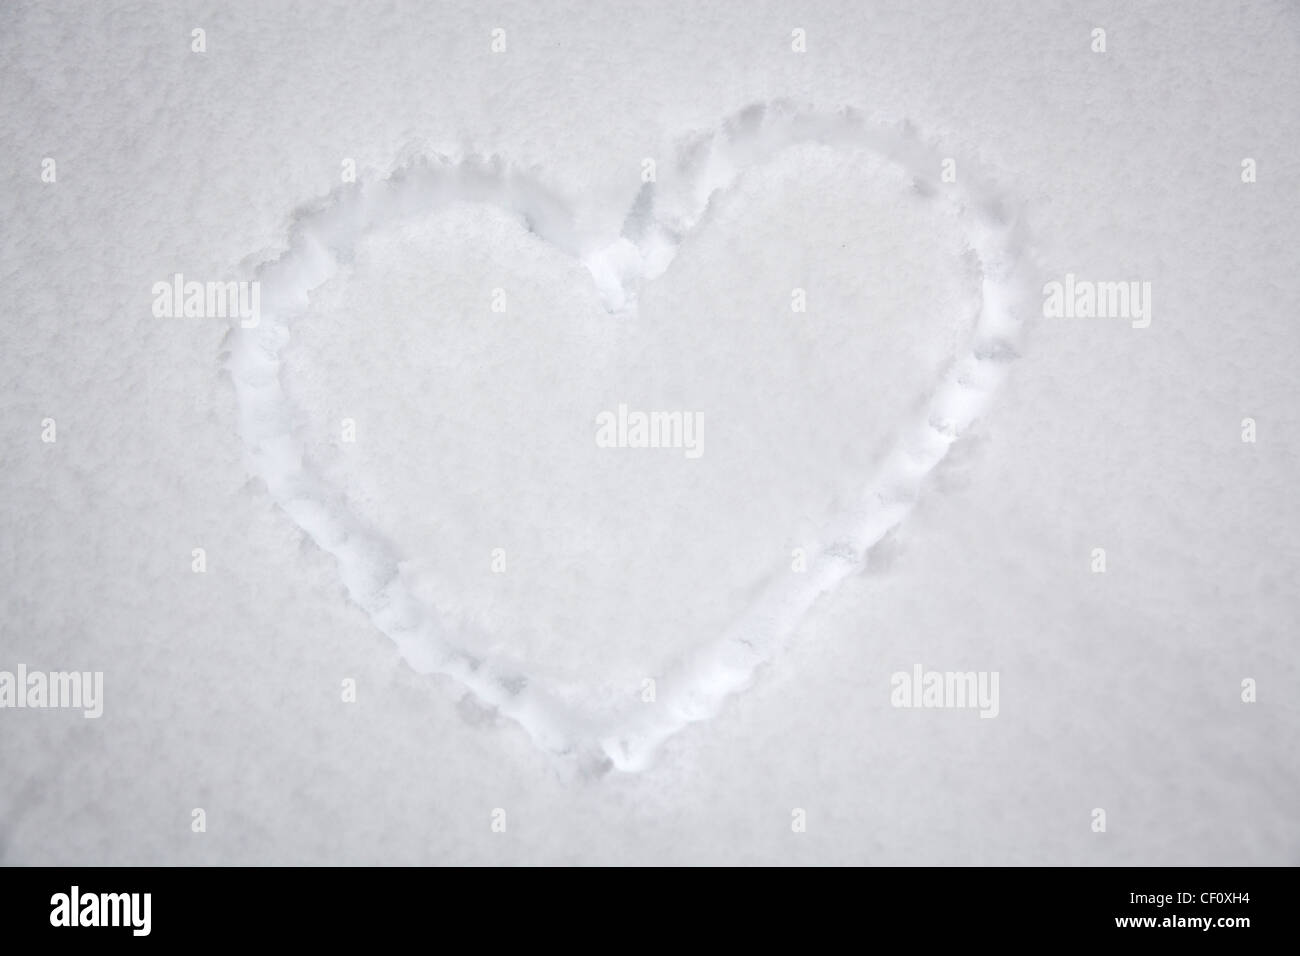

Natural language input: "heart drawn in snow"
[228,102,1032,773]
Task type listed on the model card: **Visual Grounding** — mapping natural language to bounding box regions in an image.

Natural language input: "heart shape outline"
[227,102,1033,773]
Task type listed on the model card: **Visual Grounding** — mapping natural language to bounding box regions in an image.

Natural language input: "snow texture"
[1,0,1297,864]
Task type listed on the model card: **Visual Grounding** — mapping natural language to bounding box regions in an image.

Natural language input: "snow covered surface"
[1,0,1297,864]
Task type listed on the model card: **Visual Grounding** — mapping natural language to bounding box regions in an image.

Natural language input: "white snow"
[1,0,1296,864]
